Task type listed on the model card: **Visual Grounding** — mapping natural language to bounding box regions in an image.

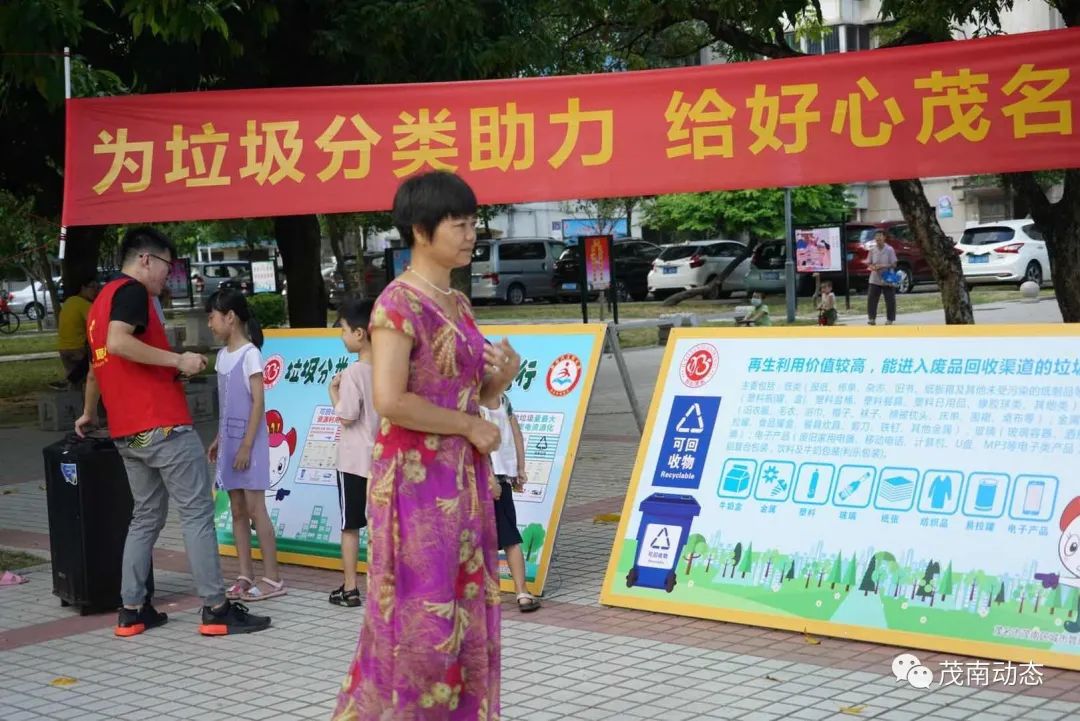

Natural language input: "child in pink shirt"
[327,296,379,607]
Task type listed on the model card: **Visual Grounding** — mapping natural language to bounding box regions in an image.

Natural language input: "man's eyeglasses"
[142,252,172,268]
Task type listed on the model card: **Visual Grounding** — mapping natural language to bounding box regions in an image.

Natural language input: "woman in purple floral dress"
[333,171,519,721]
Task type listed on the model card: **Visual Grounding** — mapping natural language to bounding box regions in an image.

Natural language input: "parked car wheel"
[506,283,526,305]
[896,263,914,294]
[1023,260,1043,287]
[25,301,45,320]
[630,288,649,302]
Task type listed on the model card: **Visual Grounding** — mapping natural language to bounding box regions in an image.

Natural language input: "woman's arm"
[372,327,499,453]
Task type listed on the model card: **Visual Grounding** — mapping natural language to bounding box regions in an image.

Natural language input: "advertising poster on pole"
[251,260,277,293]
[166,258,191,302]
[216,324,605,595]
[583,234,613,291]
[795,227,842,273]
[600,326,1080,671]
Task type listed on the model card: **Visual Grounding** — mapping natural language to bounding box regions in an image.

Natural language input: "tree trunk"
[888,179,973,323]
[36,247,61,320]
[625,199,634,237]
[1019,594,1025,614]
[1007,169,1080,322]
[326,219,352,294]
[61,225,106,296]
[662,245,753,306]
[274,214,327,328]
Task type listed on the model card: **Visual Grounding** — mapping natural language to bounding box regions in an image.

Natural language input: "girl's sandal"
[241,577,287,602]
[225,576,254,601]
[516,592,541,613]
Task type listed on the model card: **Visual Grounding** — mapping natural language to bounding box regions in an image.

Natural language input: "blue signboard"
[651,395,721,490]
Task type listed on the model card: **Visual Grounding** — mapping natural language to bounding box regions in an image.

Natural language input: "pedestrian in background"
[54,275,99,388]
[867,230,898,326]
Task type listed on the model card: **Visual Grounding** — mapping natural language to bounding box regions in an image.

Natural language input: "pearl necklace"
[407,267,453,296]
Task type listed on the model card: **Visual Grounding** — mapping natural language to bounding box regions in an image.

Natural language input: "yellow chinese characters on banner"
[84,62,1075,198]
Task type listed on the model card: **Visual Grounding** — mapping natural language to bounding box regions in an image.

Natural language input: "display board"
[601,326,1080,671]
[251,260,277,293]
[583,234,613,291]
[796,226,842,273]
[216,323,605,595]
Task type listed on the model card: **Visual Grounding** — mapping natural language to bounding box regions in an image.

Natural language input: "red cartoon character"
[266,409,297,501]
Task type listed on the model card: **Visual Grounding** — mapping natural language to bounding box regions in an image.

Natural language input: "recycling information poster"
[600,326,1080,670]
[215,324,605,595]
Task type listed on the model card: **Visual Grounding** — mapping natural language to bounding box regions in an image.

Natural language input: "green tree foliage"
[857,555,876,596]
[737,541,754,578]
[644,186,851,240]
[682,533,708,574]
[521,523,546,562]
[842,554,858,593]
[939,561,955,601]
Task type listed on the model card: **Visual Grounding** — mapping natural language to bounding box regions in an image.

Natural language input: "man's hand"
[176,352,207,377]
[233,443,251,471]
[74,411,98,438]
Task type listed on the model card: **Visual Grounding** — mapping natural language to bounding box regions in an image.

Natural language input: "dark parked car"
[554,238,661,302]
[327,253,388,308]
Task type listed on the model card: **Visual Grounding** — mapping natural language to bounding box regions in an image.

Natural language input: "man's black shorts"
[494,477,523,549]
[336,471,367,531]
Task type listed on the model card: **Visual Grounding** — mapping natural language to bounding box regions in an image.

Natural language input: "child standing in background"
[206,289,285,602]
[480,383,542,613]
[818,280,838,326]
[328,296,378,607]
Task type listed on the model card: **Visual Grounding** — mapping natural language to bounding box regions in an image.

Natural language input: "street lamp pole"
[784,187,796,323]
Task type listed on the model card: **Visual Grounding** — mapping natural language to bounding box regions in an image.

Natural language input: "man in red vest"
[76,227,270,637]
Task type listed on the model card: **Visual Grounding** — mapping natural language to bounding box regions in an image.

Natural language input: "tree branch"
[1002,172,1054,226]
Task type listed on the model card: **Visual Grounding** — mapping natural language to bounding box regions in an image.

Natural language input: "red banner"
[64,28,1080,226]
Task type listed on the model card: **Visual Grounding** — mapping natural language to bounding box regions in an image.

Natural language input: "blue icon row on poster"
[717,458,1058,522]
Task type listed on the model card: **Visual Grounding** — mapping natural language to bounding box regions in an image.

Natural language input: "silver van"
[471,237,566,305]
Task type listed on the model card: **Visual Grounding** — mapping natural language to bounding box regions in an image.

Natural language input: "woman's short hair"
[392,171,478,248]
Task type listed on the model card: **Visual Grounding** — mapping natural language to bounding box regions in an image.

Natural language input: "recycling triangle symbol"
[650,527,671,550]
[675,403,705,434]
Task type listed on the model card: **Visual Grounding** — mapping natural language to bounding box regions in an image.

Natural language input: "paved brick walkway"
[2,341,1079,720]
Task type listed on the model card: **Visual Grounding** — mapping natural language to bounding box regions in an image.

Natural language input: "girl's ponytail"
[246,315,264,350]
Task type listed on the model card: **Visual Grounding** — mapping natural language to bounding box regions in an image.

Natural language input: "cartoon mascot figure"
[266,409,297,502]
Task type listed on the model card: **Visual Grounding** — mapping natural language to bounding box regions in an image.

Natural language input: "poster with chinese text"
[583,235,612,291]
[600,326,1080,671]
[215,324,605,595]
[795,227,841,273]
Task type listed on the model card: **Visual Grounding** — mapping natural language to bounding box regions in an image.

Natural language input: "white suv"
[957,220,1051,288]
[647,240,749,300]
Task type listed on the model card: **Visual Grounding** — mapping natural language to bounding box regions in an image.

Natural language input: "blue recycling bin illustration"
[626,492,702,593]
